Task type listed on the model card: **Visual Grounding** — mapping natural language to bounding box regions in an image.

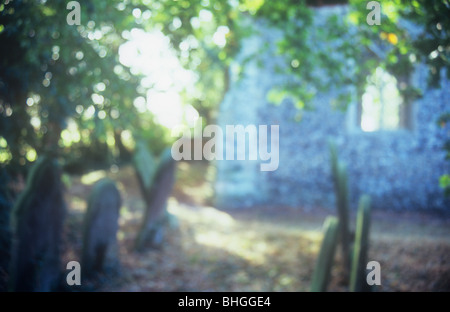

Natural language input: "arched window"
[359,67,410,132]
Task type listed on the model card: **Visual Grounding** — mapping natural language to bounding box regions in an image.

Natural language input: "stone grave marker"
[82,178,121,277]
[9,156,66,291]
[134,147,176,250]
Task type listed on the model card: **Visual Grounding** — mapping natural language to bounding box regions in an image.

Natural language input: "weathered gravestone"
[82,178,121,277]
[133,141,157,193]
[134,145,176,251]
[0,172,12,292]
[9,156,66,292]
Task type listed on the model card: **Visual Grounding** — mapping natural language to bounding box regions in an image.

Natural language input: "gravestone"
[133,140,156,191]
[82,178,121,277]
[9,156,66,292]
[0,173,12,292]
[134,147,176,251]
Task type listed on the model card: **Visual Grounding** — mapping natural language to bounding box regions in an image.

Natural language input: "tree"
[0,0,147,176]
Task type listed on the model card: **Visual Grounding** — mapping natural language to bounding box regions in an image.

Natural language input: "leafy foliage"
[1,0,448,187]
[243,0,450,110]
[438,113,450,196]
[0,0,148,175]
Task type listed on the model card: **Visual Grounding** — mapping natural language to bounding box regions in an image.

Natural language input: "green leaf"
[439,174,450,189]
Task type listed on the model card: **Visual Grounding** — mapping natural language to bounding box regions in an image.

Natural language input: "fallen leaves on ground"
[63,163,450,292]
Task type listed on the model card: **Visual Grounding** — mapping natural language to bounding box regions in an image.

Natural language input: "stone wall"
[215,6,450,211]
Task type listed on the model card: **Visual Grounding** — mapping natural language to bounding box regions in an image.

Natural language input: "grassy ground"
[63,161,450,292]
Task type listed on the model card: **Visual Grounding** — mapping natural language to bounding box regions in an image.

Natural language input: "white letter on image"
[259,125,279,172]
[203,125,224,161]
[194,117,203,160]
[66,261,81,286]
[225,125,258,161]
[366,261,381,286]
[366,1,381,26]
[171,125,192,161]
[66,1,81,26]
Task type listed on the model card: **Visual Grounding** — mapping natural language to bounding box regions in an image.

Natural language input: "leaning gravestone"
[133,140,157,192]
[9,156,66,292]
[82,178,121,277]
[134,146,176,251]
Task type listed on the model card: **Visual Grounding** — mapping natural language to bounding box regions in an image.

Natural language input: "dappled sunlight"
[298,230,323,254]
[198,229,272,265]
[2,0,449,294]
[168,199,322,266]
[168,200,273,265]
[58,162,450,292]
[67,196,87,213]
[195,231,271,265]
[80,170,107,185]
[168,199,235,228]
[179,184,215,205]
[119,206,144,224]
